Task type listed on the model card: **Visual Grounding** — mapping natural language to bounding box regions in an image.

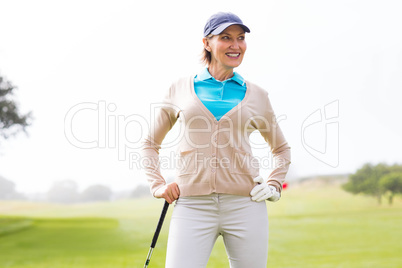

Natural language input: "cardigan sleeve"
[140,86,179,196]
[255,92,291,192]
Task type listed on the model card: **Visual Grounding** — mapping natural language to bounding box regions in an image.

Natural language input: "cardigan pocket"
[176,148,198,176]
[230,148,259,176]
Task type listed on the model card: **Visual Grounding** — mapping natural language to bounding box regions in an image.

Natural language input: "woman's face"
[205,25,247,71]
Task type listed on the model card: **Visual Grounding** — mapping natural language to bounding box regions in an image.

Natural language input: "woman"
[141,12,291,268]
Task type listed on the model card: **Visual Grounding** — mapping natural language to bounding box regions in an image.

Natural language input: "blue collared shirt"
[194,68,247,121]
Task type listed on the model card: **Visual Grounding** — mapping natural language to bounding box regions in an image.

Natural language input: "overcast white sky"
[1,0,401,193]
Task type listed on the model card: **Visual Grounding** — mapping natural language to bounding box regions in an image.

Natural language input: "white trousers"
[165,194,268,268]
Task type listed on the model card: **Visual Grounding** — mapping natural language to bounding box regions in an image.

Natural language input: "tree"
[389,164,402,174]
[80,184,112,202]
[0,176,16,199]
[379,172,402,205]
[342,163,390,204]
[0,176,26,200]
[0,75,32,141]
[131,184,151,198]
[47,180,79,203]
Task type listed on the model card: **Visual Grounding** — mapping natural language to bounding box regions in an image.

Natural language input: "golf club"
[144,200,170,268]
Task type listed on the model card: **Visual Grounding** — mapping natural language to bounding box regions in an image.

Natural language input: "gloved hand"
[250,175,281,202]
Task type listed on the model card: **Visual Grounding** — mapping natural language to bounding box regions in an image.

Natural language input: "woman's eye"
[239,36,245,40]
[222,36,230,40]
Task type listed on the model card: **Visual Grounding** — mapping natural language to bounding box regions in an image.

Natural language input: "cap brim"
[210,22,250,36]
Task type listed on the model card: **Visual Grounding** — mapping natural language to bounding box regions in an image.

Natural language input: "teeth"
[227,53,240,57]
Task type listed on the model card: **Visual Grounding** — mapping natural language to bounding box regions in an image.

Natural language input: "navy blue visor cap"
[203,12,250,37]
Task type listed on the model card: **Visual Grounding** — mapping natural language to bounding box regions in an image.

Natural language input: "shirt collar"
[197,68,245,86]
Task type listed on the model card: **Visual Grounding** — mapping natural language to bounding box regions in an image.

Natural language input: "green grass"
[0,218,33,236]
[267,184,402,268]
[0,184,402,267]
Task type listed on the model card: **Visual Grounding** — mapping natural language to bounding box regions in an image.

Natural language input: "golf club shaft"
[144,200,169,268]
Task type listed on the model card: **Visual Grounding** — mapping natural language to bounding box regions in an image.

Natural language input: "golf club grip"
[150,200,169,248]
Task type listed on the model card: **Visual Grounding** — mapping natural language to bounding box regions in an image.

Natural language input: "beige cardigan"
[141,76,291,197]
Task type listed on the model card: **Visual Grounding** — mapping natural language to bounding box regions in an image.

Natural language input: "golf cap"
[203,12,250,37]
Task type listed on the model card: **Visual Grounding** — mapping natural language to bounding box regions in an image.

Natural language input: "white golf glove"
[250,175,281,202]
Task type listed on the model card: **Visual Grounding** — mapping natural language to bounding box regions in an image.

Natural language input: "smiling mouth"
[226,53,240,58]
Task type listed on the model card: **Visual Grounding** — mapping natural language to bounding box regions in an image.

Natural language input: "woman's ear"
[203,37,211,52]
